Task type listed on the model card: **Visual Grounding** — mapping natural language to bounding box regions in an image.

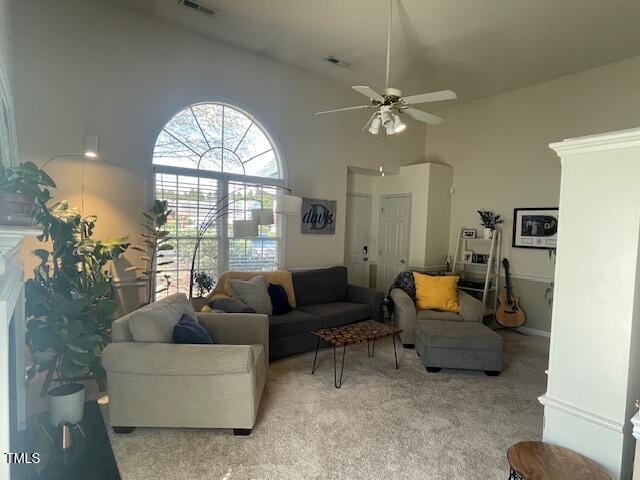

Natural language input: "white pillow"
[228,276,273,315]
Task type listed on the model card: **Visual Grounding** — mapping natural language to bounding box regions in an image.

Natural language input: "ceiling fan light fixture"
[387,114,406,135]
[368,116,381,134]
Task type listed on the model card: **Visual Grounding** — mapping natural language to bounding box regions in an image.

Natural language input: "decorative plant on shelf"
[127,200,174,305]
[192,271,214,299]
[477,210,504,239]
[25,200,130,403]
[0,161,56,226]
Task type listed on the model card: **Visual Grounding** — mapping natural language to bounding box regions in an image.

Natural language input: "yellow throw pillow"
[200,304,213,313]
[413,272,460,312]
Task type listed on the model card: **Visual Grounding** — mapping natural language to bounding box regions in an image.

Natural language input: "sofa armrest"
[458,290,485,322]
[390,288,417,345]
[103,342,254,376]
[197,312,269,360]
[346,284,384,321]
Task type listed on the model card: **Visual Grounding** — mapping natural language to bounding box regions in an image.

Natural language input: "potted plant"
[127,200,174,305]
[191,271,214,311]
[25,200,129,427]
[477,210,504,239]
[0,161,55,226]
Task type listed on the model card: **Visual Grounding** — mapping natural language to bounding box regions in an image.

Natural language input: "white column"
[540,127,640,479]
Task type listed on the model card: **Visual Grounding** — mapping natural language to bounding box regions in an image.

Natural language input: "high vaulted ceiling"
[111,0,640,104]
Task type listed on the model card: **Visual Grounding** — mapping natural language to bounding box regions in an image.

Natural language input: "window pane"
[244,150,279,178]
[235,124,272,162]
[191,103,223,149]
[229,239,278,272]
[153,130,200,169]
[163,108,209,155]
[223,106,253,152]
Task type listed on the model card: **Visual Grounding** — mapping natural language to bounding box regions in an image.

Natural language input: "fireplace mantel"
[0,225,42,480]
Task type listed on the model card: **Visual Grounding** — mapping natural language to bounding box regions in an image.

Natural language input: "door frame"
[345,192,372,286]
[377,193,412,289]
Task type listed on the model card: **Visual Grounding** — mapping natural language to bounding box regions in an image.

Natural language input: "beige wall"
[12,0,426,282]
[425,56,640,332]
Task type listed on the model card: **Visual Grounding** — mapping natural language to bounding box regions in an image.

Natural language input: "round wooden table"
[507,441,611,479]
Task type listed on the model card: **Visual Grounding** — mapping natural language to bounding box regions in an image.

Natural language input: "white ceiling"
[111,0,640,105]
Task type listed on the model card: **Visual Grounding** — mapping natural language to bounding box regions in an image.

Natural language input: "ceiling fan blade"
[314,105,374,116]
[352,86,384,103]
[404,107,445,125]
[403,90,457,105]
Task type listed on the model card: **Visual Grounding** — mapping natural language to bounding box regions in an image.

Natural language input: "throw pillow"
[268,283,293,316]
[413,272,460,312]
[128,293,197,343]
[172,314,214,344]
[210,297,257,314]
[228,275,273,315]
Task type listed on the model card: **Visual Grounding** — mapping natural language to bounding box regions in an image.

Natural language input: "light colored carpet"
[103,331,549,480]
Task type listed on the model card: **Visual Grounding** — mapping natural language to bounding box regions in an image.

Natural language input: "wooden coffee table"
[507,441,611,479]
[311,320,402,388]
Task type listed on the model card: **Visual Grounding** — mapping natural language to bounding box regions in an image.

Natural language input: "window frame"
[151,101,287,293]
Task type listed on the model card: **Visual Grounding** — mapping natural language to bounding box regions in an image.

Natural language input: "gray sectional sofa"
[249,266,384,359]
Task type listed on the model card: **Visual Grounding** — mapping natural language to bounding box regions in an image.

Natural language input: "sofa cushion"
[417,310,464,322]
[298,302,371,329]
[229,276,273,315]
[128,293,197,343]
[415,320,502,352]
[269,309,322,338]
[292,266,348,306]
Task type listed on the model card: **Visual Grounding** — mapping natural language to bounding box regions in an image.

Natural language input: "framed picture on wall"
[301,198,336,234]
[461,228,476,239]
[512,207,559,249]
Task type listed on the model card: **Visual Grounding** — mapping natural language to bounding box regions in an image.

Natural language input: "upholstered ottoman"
[415,320,503,376]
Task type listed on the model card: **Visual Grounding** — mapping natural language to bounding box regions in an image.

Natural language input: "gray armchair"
[390,288,486,346]
[103,294,268,436]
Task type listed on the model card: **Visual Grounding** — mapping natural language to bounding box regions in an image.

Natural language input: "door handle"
[400,258,406,264]
[363,257,369,262]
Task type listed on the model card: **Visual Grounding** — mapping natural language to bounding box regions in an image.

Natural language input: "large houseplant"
[0,161,55,226]
[127,200,174,305]
[25,199,129,426]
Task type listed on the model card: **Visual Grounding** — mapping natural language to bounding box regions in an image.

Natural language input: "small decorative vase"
[483,227,494,239]
[48,383,85,427]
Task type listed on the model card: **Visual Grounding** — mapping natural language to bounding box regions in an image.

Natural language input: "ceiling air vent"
[324,56,351,68]
[178,0,216,16]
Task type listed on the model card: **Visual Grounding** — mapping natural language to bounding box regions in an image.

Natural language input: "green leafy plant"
[0,161,56,222]
[25,200,129,395]
[192,271,214,298]
[128,200,174,305]
[477,210,504,230]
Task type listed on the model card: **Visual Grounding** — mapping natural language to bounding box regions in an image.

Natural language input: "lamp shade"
[251,208,274,225]
[273,194,302,216]
[233,219,258,238]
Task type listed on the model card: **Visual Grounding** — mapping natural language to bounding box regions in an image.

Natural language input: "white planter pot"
[48,383,85,427]
[483,228,494,239]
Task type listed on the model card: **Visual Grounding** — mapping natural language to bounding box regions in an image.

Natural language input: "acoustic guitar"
[496,258,526,328]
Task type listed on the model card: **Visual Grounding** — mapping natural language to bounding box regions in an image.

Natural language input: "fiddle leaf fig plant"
[25,197,129,395]
[127,200,174,305]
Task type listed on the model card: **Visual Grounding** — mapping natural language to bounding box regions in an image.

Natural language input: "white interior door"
[377,194,411,292]
[345,194,371,287]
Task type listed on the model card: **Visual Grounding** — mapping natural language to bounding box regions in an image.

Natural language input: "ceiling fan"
[314,0,457,135]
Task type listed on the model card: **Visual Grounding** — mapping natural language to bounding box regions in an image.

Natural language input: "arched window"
[153,102,284,297]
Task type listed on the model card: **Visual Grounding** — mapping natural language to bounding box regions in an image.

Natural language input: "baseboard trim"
[516,327,550,337]
[539,394,624,433]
